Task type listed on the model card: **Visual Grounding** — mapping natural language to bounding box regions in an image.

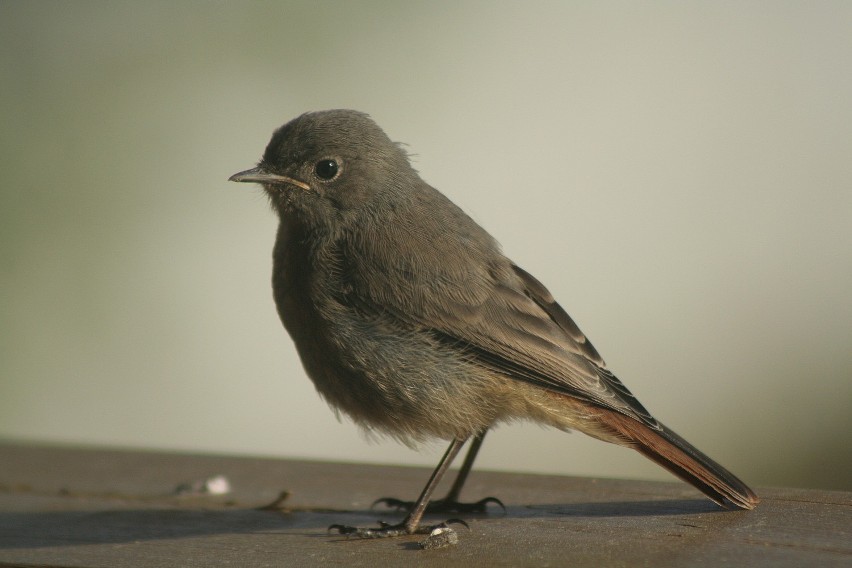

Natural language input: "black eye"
[314,159,339,180]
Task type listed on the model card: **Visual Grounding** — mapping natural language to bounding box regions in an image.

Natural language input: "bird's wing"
[486,263,658,426]
[343,226,658,426]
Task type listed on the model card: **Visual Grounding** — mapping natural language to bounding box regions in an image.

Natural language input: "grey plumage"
[230,110,758,535]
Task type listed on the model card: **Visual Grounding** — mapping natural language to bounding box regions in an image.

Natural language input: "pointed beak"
[228,167,311,191]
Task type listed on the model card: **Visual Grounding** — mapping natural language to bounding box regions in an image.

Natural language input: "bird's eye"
[314,159,340,180]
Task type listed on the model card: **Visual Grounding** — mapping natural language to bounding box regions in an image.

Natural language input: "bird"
[229,109,758,538]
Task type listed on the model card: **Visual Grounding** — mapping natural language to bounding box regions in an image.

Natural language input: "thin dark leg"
[400,437,467,533]
[330,437,467,538]
[372,429,504,514]
[442,430,487,502]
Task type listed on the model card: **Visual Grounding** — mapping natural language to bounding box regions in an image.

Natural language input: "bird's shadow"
[0,498,722,550]
[519,498,723,517]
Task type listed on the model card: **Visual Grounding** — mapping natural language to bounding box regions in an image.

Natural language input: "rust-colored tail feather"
[605,411,759,510]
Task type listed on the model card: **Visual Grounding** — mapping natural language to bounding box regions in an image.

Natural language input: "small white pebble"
[174,474,231,496]
[203,474,231,495]
[419,526,459,550]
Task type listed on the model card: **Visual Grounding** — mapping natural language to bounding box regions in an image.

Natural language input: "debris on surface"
[257,490,292,511]
[419,526,459,550]
[173,474,231,496]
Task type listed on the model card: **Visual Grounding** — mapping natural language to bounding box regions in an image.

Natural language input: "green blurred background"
[1,2,850,491]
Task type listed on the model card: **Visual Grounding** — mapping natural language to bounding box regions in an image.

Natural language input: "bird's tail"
[605,411,759,510]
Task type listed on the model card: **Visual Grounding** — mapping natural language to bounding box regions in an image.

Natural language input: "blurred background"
[1,2,850,492]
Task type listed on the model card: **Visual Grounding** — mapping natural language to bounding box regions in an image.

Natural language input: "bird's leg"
[330,437,468,538]
[373,430,504,514]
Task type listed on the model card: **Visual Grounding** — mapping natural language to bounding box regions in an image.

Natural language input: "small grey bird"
[229,110,758,538]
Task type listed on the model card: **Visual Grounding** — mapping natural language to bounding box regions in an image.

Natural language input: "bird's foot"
[329,519,468,539]
[372,496,505,515]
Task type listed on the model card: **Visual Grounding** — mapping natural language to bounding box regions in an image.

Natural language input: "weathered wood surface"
[0,442,849,567]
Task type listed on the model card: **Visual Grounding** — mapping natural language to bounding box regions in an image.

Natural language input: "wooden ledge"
[0,442,849,567]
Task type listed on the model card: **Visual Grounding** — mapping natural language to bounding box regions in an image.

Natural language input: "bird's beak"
[228,167,311,191]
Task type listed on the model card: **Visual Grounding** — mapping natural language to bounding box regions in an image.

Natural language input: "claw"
[328,523,355,536]
[441,518,470,530]
[472,496,506,514]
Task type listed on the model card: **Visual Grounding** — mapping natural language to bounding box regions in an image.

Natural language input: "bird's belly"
[276,289,514,443]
